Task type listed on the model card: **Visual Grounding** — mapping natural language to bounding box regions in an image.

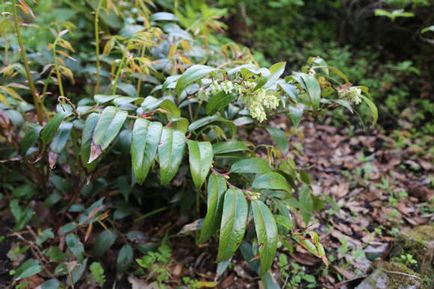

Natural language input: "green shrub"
[0,0,376,288]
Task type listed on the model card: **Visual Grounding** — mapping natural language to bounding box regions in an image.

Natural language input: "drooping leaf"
[217,189,248,262]
[175,65,219,96]
[266,127,288,153]
[251,200,278,276]
[230,158,272,174]
[49,122,73,153]
[40,113,65,147]
[80,113,99,168]
[252,172,291,193]
[199,174,227,243]
[187,140,213,189]
[20,124,42,155]
[131,119,163,184]
[288,104,304,127]
[360,95,378,125]
[90,106,128,162]
[158,128,186,185]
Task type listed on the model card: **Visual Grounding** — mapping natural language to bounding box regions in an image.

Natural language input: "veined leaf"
[89,107,128,163]
[230,158,272,174]
[217,189,248,262]
[187,140,213,189]
[251,200,278,276]
[175,65,219,96]
[158,128,186,185]
[131,119,163,184]
[252,172,291,193]
[199,174,227,243]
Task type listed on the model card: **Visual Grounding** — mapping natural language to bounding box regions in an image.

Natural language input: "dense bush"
[0,0,380,288]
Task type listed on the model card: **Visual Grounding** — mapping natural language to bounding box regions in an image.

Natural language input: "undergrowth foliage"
[0,1,377,288]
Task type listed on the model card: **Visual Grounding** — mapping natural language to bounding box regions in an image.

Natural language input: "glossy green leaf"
[66,233,84,261]
[266,127,288,153]
[50,122,73,153]
[230,158,272,174]
[40,279,60,289]
[213,140,250,155]
[261,271,281,289]
[187,140,213,189]
[264,62,286,88]
[206,92,234,115]
[90,106,128,163]
[131,119,163,184]
[199,174,227,243]
[188,115,236,136]
[40,113,65,147]
[151,12,178,22]
[14,259,42,280]
[160,99,181,119]
[117,244,133,273]
[251,200,278,276]
[360,95,378,125]
[94,94,117,104]
[92,230,117,257]
[217,188,248,262]
[21,124,42,155]
[252,172,291,193]
[80,113,99,168]
[294,73,321,109]
[288,104,304,127]
[175,65,219,96]
[158,127,186,185]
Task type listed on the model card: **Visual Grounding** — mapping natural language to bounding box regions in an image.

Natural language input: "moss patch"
[383,262,421,289]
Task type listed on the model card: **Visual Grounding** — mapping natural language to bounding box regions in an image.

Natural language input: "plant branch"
[12,0,43,124]
[94,0,104,94]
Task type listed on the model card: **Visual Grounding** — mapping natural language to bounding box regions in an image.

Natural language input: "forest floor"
[1,120,433,289]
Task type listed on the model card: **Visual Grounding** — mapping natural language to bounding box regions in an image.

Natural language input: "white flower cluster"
[200,79,280,122]
[338,86,362,105]
[241,88,280,122]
